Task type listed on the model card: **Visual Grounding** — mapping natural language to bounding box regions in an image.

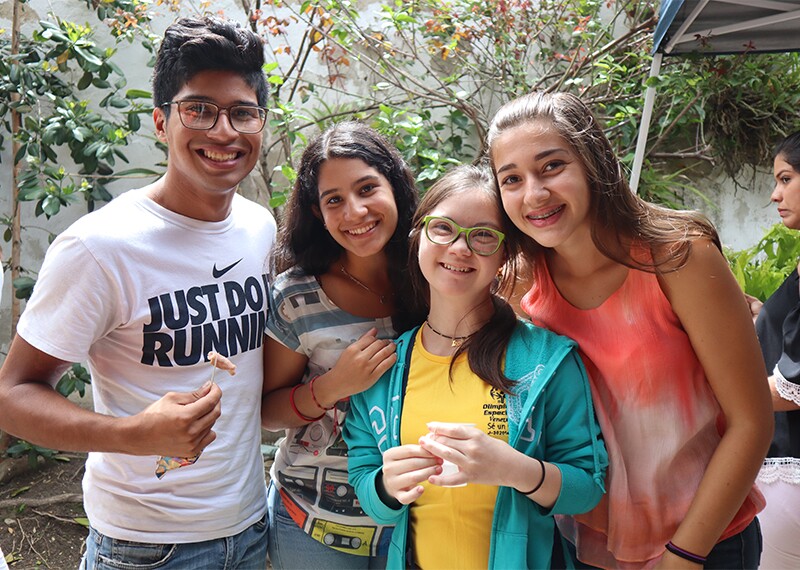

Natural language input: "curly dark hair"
[275,121,422,332]
[153,17,268,109]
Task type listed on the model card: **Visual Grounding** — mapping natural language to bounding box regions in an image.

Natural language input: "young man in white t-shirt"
[0,17,276,568]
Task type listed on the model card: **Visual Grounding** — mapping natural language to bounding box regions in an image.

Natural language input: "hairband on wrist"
[665,541,707,565]
[518,457,546,495]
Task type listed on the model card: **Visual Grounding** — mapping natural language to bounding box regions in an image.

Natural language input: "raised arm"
[261,329,398,431]
[658,238,773,566]
[0,336,221,456]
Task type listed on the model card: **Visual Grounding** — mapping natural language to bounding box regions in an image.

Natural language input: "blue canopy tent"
[629,0,800,192]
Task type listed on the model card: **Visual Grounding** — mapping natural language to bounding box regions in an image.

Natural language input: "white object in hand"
[427,422,475,488]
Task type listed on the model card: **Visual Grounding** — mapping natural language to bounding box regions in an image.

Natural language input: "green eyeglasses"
[162,100,268,134]
[422,215,506,256]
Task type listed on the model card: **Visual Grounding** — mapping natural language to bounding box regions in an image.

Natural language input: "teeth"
[347,223,376,235]
[442,263,471,273]
[203,150,238,162]
[529,205,564,220]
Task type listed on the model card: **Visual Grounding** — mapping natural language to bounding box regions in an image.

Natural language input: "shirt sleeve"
[774,299,800,405]
[776,302,800,388]
[264,278,303,352]
[541,350,609,515]
[17,234,124,368]
[343,389,407,525]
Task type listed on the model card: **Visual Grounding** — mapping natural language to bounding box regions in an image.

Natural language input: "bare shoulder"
[657,237,751,335]
[657,238,733,292]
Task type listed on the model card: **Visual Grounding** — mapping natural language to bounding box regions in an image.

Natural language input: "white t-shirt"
[17,189,276,543]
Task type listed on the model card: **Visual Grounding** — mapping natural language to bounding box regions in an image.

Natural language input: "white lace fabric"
[759,457,800,485]
[775,372,800,406]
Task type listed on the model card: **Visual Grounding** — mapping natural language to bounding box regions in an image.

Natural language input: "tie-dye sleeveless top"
[521,255,764,568]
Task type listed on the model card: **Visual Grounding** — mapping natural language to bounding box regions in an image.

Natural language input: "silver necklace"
[424,320,472,347]
[340,265,391,304]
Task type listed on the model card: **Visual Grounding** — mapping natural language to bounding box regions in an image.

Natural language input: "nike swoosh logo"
[212,258,243,279]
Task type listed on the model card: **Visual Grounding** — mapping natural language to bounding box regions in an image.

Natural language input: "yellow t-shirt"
[400,328,509,569]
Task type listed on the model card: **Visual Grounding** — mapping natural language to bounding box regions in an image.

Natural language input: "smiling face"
[153,69,263,219]
[315,157,399,260]
[491,120,593,254]
[418,190,506,303]
[772,154,800,230]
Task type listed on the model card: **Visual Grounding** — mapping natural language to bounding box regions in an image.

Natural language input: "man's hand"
[129,381,223,456]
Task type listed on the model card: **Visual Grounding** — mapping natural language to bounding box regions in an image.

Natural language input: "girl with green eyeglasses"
[343,164,608,569]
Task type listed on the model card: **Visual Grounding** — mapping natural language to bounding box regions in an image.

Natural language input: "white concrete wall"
[685,167,778,252]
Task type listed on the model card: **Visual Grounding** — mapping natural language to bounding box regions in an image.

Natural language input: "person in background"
[488,91,771,569]
[261,121,420,569]
[753,131,800,569]
[343,164,607,569]
[0,17,275,569]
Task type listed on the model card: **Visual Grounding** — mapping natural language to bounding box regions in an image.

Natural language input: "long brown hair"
[487,91,720,271]
[408,164,520,392]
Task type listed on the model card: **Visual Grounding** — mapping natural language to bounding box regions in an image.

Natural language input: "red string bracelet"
[289,384,325,422]
[309,375,335,411]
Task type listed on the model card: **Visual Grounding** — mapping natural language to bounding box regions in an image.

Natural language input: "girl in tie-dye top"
[487,91,771,569]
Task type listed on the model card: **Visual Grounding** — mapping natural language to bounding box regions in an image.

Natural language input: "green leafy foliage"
[56,363,92,398]
[0,17,154,218]
[255,0,663,202]
[727,223,800,301]
[5,439,62,468]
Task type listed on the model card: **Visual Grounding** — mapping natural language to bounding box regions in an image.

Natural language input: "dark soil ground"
[1,454,88,569]
[1,437,279,569]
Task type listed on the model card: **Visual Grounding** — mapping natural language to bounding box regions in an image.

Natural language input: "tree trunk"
[2,0,24,459]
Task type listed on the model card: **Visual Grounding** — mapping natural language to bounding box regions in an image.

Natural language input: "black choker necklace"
[424,321,472,347]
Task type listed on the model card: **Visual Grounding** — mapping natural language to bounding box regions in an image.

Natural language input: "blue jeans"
[563,517,762,569]
[705,517,762,569]
[80,514,268,570]
[267,483,386,569]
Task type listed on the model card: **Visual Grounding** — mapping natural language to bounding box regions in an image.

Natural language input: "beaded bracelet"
[309,375,335,411]
[518,457,546,495]
[289,384,325,422]
[665,541,707,565]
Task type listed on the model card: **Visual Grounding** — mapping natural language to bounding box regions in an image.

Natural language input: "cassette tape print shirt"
[266,272,396,557]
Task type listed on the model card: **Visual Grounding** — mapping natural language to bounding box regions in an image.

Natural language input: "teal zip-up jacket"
[343,320,608,569]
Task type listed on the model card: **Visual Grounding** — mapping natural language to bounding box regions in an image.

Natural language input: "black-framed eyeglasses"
[162,100,268,134]
[422,215,506,256]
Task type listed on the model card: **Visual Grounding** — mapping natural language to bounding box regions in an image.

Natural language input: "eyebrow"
[319,174,381,200]
[176,95,259,106]
[495,147,567,174]
[433,215,501,229]
[776,169,793,178]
